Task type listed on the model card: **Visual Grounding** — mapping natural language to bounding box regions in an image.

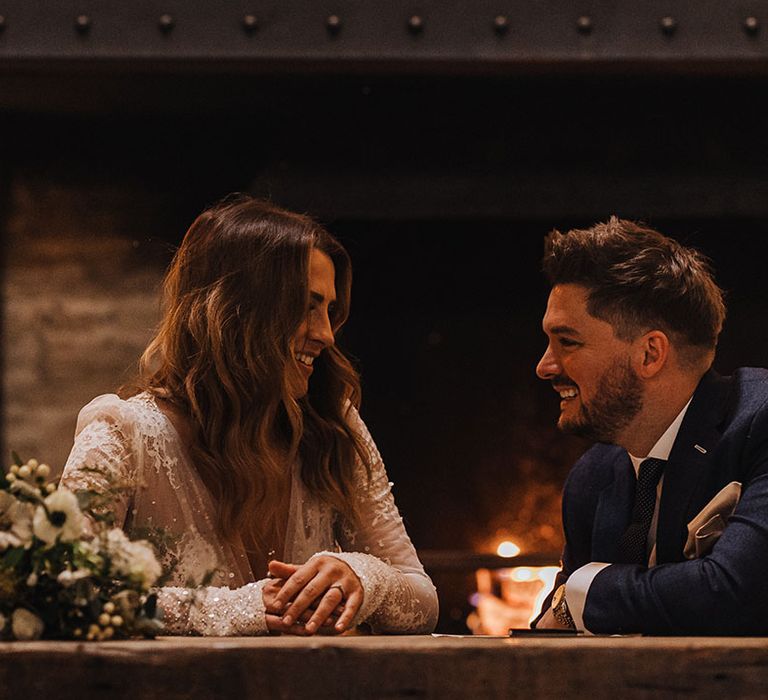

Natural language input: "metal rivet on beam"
[577,15,593,34]
[75,15,91,34]
[326,15,342,35]
[242,14,258,32]
[659,16,677,36]
[493,15,509,35]
[158,14,175,33]
[407,15,424,35]
[744,16,760,36]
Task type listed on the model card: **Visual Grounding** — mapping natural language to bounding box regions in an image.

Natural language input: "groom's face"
[536,284,644,443]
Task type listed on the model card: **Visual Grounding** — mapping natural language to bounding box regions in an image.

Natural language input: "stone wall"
[2,175,170,475]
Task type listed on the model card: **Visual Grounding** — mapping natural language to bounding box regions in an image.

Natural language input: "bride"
[61,195,438,636]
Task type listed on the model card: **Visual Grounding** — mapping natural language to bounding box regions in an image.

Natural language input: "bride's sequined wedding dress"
[61,393,438,636]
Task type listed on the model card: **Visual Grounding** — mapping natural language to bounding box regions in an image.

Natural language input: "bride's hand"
[268,556,363,635]
[262,578,304,635]
[262,577,289,617]
[261,577,341,635]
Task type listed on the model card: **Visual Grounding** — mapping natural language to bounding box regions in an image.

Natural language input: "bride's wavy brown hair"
[134,195,368,548]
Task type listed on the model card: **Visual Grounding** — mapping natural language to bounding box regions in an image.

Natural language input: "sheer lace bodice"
[61,393,438,636]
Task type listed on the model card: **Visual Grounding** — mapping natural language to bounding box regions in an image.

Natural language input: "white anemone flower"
[32,489,85,546]
[103,528,162,589]
[0,491,34,551]
[11,608,44,640]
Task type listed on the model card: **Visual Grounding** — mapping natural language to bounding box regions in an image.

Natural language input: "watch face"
[553,584,566,609]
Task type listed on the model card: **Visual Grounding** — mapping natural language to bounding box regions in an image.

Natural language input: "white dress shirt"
[567,398,693,634]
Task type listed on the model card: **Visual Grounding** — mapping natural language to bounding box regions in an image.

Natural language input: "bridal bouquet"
[0,455,163,640]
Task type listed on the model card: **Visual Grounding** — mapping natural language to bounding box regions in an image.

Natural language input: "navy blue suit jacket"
[554,368,768,635]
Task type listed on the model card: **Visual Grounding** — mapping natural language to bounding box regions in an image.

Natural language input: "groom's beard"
[558,357,644,444]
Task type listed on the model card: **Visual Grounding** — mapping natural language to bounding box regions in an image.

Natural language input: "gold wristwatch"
[551,584,576,629]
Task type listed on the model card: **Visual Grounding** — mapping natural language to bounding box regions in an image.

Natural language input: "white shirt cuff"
[567,562,610,634]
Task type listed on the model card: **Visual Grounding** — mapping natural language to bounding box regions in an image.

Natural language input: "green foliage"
[1,547,26,570]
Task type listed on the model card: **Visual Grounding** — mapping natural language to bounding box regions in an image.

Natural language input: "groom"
[534,217,768,634]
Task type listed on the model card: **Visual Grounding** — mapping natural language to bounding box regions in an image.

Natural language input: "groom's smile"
[537,284,644,444]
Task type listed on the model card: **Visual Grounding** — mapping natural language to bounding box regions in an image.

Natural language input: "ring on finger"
[328,584,345,598]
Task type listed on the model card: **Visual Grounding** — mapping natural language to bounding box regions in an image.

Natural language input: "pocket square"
[683,481,741,559]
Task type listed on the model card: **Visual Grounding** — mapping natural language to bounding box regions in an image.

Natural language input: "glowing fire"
[464,536,559,634]
[469,563,560,635]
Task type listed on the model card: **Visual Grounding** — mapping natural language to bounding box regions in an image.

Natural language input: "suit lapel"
[592,451,636,561]
[655,370,730,564]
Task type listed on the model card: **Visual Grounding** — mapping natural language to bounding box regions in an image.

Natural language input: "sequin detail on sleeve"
[157,580,269,636]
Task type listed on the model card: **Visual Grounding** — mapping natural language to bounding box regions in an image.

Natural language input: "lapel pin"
[694,444,708,454]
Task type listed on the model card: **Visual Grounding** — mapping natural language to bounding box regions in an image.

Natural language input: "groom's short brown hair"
[542,217,726,368]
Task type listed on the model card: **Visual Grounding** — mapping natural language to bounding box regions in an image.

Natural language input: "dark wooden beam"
[0,1,767,72]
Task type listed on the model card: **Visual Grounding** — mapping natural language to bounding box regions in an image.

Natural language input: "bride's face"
[288,249,337,398]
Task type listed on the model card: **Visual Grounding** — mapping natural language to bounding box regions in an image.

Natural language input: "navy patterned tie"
[618,457,666,565]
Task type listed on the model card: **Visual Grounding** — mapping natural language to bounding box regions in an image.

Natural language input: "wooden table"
[3,635,768,699]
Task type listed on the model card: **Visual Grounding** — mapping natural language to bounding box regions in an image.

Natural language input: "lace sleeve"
[60,395,139,527]
[157,580,269,636]
[331,408,439,634]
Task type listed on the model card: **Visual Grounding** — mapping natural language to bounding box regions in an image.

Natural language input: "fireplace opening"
[3,68,768,633]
